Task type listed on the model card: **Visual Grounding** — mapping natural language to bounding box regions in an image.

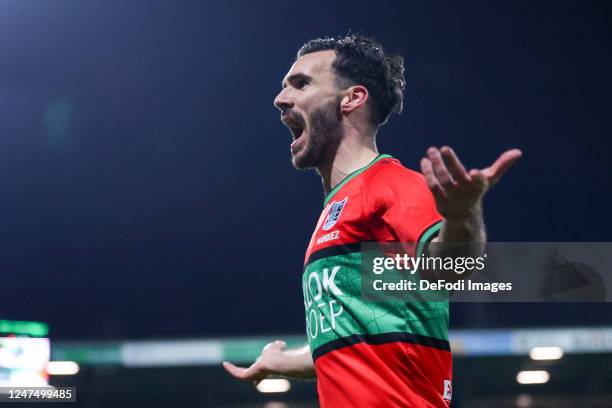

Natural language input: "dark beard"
[292,98,343,170]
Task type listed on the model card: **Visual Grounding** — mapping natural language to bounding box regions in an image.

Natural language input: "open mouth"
[282,115,305,141]
[288,124,304,141]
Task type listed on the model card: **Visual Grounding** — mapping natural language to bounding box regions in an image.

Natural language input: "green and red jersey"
[302,154,452,408]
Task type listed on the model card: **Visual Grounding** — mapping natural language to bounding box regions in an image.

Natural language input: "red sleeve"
[364,161,443,243]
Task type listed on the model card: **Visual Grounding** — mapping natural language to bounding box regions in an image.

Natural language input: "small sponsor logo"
[316,230,340,245]
[443,379,452,401]
[322,197,348,231]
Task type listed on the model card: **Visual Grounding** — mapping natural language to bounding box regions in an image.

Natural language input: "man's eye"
[296,80,308,89]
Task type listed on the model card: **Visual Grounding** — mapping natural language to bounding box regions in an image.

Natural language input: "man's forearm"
[275,346,316,379]
[428,206,487,281]
[438,204,486,243]
[283,346,316,378]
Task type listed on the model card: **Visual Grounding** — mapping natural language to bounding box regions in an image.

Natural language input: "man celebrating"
[224,35,521,407]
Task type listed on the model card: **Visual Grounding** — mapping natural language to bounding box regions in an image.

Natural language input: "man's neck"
[317,135,379,195]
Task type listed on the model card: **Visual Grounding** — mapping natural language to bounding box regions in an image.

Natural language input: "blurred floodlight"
[515,394,534,408]
[46,361,79,375]
[263,402,289,408]
[516,370,550,384]
[256,379,291,393]
[529,346,564,360]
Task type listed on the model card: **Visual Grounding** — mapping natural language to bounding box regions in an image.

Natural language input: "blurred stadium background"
[3,322,612,406]
[1,0,610,407]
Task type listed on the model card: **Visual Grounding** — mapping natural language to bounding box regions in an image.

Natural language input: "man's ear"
[340,85,369,114]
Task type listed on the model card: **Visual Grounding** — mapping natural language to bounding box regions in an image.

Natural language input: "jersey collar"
[323,154,392,207]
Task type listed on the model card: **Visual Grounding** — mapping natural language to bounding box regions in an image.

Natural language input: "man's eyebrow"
[281,73,313,89]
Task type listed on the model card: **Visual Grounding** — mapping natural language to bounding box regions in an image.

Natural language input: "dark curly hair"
[297,35,406,127]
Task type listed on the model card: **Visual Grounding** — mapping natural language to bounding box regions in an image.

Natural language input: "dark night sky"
[0,0,610,340]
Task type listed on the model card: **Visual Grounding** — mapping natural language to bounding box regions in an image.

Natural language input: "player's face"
[274,50,344,169]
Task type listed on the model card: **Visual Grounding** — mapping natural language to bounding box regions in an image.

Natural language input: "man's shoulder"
[363,156,429,193]
[359,156,442,239]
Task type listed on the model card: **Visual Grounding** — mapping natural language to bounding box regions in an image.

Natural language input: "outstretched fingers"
[482,149,522,186]
[420,157,445,201]
[440,146,471,184]
[223,361,259,380]
[427,147,454,188]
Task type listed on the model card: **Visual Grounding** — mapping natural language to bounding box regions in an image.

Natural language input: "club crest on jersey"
[322,197,348,231]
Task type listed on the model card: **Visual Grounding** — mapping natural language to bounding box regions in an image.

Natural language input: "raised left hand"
[420,146,522,223]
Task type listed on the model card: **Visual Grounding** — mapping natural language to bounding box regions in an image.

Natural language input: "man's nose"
[274,90,294,113]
